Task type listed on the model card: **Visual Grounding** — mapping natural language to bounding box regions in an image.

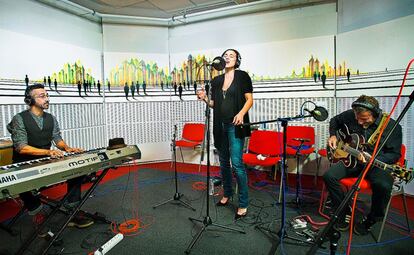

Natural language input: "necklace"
[222,90,227,99]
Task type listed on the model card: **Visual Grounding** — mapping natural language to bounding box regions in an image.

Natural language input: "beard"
[36,101,49,110]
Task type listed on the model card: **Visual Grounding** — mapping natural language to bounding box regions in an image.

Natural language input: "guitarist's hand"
[328,136,337,149]
[357,152,370,163]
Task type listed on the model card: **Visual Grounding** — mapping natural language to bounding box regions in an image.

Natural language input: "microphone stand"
[153,125,196,211]
[306,90,414,255]
[246,113,317,254]
[185,78,245,255]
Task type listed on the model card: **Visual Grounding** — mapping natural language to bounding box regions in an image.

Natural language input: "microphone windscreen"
[313,106,329,121]
[212,56,226,71]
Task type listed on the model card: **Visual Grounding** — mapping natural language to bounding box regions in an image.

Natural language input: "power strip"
[94,233,124,255]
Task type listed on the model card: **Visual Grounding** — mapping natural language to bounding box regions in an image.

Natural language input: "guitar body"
[326,124,413,183]
[327,124,365,168]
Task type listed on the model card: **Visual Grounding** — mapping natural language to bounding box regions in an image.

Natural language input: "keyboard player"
[6,84,93,231]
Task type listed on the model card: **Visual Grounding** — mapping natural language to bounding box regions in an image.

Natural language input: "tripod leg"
[177,198,196,211]
[185,224,207,254]
[211,222,246,233]
[152,198,175,209]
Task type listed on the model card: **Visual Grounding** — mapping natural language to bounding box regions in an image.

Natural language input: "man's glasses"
[34,94,50,99]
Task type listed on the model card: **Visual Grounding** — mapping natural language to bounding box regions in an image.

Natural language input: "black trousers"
[20,176,84,212]
[323,162,393,221]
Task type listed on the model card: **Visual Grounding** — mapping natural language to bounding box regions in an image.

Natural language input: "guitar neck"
[342,144,389,170]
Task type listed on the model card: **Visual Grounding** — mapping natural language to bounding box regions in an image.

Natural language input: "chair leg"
[295,155,301,205]
[318,184,330,219]
[375,195,393,242]
[179,147,184,163]
[375,188,411,243]
[402,191,411,233]
[315,152,321,187]
[278,166,284,204]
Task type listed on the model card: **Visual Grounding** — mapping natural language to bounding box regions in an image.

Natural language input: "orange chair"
[175,123,205,163]
[322,144,410,242]
[242,130,283,179]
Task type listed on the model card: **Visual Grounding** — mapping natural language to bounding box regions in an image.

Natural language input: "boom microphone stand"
[153,125,195,211]
[246,104,328,254]
[307,90,414,255]
[185,78,245,255]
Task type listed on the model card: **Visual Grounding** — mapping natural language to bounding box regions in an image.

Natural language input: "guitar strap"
[367,113,389,146]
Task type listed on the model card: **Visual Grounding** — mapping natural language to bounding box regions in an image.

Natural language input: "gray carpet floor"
[1,167,413,255]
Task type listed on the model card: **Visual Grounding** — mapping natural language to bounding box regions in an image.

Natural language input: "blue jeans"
[218,123,248,208]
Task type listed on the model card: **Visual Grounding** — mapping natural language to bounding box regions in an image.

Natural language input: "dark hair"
[24,83,45,105]
[221,49,241,68]
[351,95,381,117]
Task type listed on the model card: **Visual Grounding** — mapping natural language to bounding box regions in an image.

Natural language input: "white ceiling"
[38,0,335,26]
[68,0,257,19]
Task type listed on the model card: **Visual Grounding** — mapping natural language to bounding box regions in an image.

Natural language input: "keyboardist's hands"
[65,147,84,153]
[49,149,64,158]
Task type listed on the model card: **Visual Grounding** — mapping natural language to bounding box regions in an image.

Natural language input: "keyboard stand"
[16,166,115,255]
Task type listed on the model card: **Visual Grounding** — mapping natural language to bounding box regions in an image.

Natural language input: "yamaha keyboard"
[0,145,141,199]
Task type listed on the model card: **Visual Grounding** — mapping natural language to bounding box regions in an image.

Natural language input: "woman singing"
[197,49,253,219]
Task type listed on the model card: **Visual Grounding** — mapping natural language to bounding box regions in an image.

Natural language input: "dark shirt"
[211,70,253,149]
[220,81,236,123]
[329,109,402,164]
[7,110,62,152]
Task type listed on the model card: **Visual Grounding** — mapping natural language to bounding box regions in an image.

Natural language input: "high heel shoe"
[216,197,229,206]
[235,209,247,220]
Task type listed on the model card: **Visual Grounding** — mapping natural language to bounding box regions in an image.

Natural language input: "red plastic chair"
[175,123,205,163]
[321,144,410,242]
[285,126,316,201]
[286,125,316,156]
[242,130,283,179]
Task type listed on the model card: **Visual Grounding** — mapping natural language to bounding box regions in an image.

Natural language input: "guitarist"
[323,95,402,235]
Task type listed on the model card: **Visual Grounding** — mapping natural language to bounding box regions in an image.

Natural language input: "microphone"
[304,106,328,121]
[210,56,226,71]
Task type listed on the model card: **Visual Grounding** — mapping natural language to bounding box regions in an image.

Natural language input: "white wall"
[337,14,414,73]
[169,3,336,53]
[168,4,336,77]
[338,0,414,33]
[0,0,102,80]
[102,24,170,80]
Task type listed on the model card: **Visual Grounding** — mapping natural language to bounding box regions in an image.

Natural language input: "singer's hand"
[196,89,206,101]
[328,136,337,149]
[233,112,244,126]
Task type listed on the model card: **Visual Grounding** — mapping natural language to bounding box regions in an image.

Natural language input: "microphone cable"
[110,160,154,237]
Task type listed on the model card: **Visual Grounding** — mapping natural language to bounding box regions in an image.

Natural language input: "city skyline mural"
[107,54,356,87]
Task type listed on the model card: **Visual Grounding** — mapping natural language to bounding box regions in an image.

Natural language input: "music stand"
[185,75,245,255]
[152,124,196,211]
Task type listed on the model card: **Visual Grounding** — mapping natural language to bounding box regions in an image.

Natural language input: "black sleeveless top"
[12,110,54,163]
